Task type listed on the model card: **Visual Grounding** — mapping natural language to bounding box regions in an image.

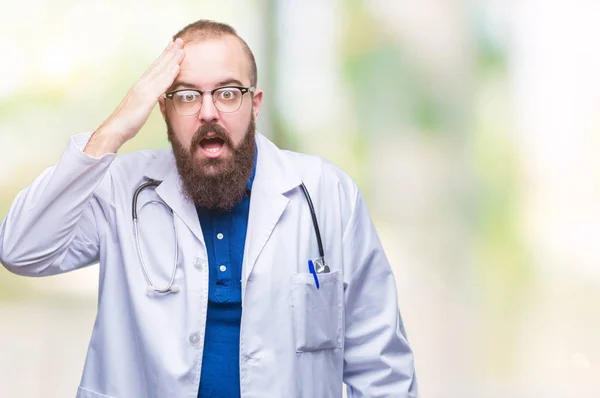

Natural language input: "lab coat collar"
[252,133,302,194]
[243,133,302,283]
[142,147,205,245]
[142,133,302,262]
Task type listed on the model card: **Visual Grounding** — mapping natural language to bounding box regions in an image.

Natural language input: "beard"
[167,114,256,212]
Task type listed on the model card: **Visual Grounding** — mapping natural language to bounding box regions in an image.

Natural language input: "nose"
[198,92,219,123]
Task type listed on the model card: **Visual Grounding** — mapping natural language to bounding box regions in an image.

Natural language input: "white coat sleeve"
[342,187,418,398]
[0,134,116,276]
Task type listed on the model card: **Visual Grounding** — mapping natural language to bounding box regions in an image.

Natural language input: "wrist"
[83,127,125,157]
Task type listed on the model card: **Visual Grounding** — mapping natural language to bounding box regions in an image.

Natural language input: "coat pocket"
[291,270,343,352]
[77,386,115,398]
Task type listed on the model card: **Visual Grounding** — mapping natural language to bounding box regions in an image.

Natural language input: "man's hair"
[173,20,258,87]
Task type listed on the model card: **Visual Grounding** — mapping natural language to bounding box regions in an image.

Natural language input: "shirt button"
[189,332,200,346]
[219,265,227,272]
[193,257,204,270]
[217,233,224,240]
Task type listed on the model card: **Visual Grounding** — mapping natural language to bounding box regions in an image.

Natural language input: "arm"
[0,136,113,276]
[0,39,185,277]
[342,187,418,398]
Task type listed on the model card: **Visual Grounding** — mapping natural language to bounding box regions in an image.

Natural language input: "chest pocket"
[291,270,343,352]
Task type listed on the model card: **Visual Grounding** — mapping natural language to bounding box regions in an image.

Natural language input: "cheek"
[224,115,251,145]
[170,118,199,149]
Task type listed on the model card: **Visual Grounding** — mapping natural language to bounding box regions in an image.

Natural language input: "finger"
[157,46,184,75]
[150,50,184,94]
[145,43,181,79]
[165,63,181,83]
[145,46,184,86]
[141,41,177,78]
[131,40,184,102]
[132,49,183,104]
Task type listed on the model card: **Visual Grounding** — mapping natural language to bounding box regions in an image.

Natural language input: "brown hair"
[173,20,258,87]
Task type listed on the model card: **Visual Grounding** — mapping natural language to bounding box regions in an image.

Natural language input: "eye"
[175,91,199,103]
[217,88,239,101]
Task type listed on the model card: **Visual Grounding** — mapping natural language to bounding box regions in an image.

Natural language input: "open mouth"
[198,136,226,158]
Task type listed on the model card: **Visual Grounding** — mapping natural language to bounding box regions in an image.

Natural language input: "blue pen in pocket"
[308,259,320,289]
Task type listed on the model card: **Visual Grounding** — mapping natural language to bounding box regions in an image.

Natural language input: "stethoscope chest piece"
[313,257,330,274]
[146,284,181,295]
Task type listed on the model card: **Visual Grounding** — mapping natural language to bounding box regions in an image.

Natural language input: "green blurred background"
[1,0,599,396]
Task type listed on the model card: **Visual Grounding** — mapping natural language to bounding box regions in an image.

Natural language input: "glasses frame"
[163,86,256,115]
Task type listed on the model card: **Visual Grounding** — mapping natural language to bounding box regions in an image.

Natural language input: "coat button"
[217,233,224,240]
[219,265,227,272]
[189,332,200,346]
[193,257,204,270]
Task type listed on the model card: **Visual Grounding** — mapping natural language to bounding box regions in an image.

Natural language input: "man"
[0,20,417,397]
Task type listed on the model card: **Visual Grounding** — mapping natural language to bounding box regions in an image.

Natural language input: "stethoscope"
[132,180,329,294]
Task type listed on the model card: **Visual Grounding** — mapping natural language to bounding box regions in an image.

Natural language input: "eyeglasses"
[163,86,255,115]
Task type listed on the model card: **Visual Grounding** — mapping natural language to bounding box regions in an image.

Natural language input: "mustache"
[190,123,233,150]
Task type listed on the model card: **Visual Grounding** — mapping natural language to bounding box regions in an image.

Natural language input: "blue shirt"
[196,156,256,398]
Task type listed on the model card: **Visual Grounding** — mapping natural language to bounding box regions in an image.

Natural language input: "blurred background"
[1,0,599,396]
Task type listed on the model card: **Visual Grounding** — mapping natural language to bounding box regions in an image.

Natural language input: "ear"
[158,96,167,120]
[251,88,263,120]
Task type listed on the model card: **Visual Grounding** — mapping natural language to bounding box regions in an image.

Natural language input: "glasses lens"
[213,87,243,113]
[172,90,202,115]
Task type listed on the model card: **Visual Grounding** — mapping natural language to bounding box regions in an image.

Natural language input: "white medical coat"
[0,133,417,398]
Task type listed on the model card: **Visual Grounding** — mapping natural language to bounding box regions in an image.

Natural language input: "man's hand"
[84,38,185,157]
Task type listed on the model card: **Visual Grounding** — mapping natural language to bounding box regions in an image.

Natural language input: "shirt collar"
[245,143,258,194]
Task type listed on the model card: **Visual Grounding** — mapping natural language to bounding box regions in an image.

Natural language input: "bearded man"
[0,19,418,398]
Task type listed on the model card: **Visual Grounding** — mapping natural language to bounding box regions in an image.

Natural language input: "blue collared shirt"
[196,154,256,398]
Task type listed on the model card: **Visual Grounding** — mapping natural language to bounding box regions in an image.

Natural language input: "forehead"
[176,36,251,88]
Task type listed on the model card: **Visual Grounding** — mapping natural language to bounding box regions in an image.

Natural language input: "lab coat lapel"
[243,134,301,283]
[142,135,301,281]
[143,150,204,244]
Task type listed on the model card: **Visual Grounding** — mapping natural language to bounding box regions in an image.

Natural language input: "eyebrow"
[216,78,245,87]
[170,78,247,91]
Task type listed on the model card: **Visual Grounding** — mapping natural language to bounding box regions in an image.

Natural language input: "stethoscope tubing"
[133,180,179,293]
[299,182,324,259]
[132,180,326,294]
